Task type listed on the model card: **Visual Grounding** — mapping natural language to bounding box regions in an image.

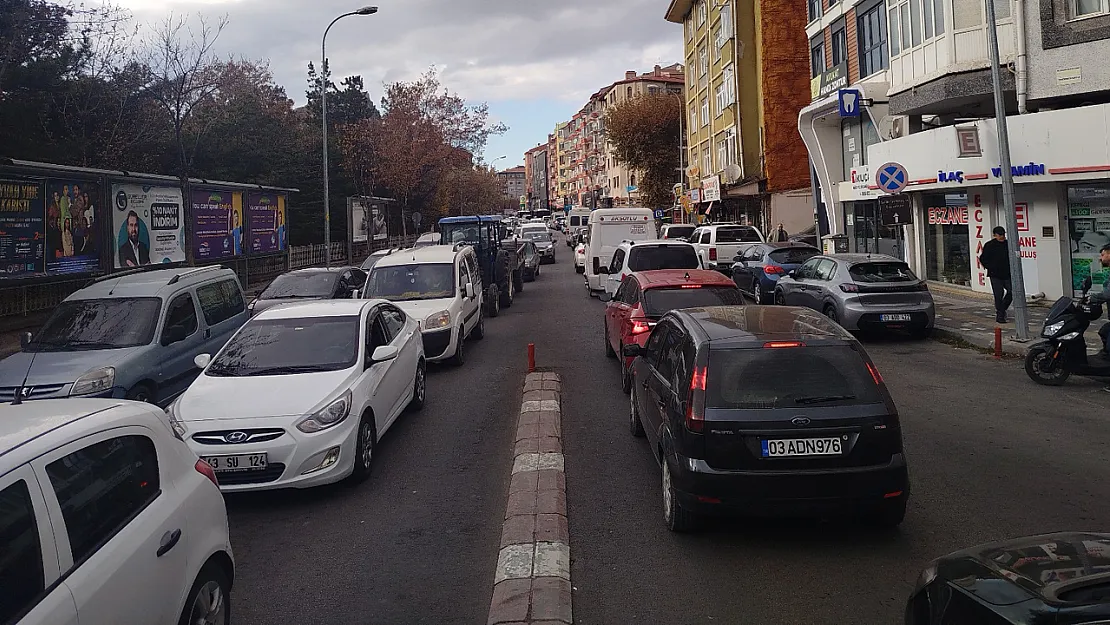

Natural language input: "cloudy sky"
[110,0,684,168]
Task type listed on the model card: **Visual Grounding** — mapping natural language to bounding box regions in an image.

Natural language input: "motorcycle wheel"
[1025,344,1071,386]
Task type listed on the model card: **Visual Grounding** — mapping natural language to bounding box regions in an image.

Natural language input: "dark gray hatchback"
[624,305,909,532]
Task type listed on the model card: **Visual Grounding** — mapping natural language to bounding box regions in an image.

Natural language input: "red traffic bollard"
[994,326,1002,360]
[528,343,536,372]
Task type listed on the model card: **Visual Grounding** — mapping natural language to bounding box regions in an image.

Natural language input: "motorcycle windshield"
[1045,297,1075,324]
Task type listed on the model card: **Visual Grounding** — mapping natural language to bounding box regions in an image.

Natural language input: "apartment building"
[801,0,1110,301]
[525,143,550,210]
[497,166,526,201]
[666,0,812,232]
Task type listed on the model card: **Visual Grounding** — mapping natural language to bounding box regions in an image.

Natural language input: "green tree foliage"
[603,93,682,209]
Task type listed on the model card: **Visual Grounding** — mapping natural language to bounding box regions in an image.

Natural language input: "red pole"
[994,326,1003,359]
[528,343,536,372]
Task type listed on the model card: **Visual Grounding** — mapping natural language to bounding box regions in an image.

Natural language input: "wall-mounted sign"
[992,162,1046,178]
[690,188,701,203]
[701,175,721,202]
[956,127,982,157]
[928,206,968,225]
[112,184,185,268]
[811,61,848,100]
[1015,202,1029,232]
[838,89,862,117]
[879,194,913,226]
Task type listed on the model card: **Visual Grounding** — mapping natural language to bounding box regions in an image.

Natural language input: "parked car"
[789,225,819,248]
[248,267,366,317]
[731,242,821,304]
[624,305,909,532]
[570,226,589,247]
[689,224,766,272]
[660,223,696,241]
[574,242,587,274]
[773,253,935,338]
[599,239,702,296]
[520,240,542,282]
[168,299,425,491]
[906,532,1110,624]
[522,229,557,264]
[413,232,442,248]
[362,247,402,271]
[363,245,484,364]
[1,398,233,625]
[0,266,247,406]
[601,269,743,393]
[584,208,657,295]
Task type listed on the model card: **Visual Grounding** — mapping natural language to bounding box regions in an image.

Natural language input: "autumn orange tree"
[603,93,682,209]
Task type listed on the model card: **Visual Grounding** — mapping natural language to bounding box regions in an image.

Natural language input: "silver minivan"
[0,266,248,405]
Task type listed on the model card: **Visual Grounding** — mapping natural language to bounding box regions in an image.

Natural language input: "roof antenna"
[11,341,40,406]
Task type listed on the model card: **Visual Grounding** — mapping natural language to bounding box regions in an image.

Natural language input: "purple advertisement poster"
[191,189,243,260]
[248,191,285,254]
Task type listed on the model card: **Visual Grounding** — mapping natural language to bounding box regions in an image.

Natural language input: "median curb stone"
[488,372,572,625]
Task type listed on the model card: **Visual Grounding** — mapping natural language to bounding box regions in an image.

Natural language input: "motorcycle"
[1025,276,1110,385]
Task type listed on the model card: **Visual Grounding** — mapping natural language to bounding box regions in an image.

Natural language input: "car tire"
[178,563,231,625]
[774,290,786,306]
[662,460,698,532]
[487,286,500,317]
[450,326,466,366]
[629,385,645,437]
[514,270,524,293]
[472,312,486,340]
[620,346,632,395]
[500,275,514,309]
[865,498,907,528]
[348,413,377,484]
[126,383,156,404]
[575,265,584,274]
[408,359,426,411]
[604,322,615,358]
[824,305,840,325]
[535,264,540,277]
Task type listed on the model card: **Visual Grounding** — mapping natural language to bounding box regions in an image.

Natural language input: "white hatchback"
[1,398,233,625]
[169,299,425,492]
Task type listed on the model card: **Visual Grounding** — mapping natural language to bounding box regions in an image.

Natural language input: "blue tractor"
[438,215,524,316]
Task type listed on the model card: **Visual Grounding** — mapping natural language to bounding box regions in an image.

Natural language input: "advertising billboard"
[46,178,101,275]
[350,197,368,243]
[112,183,185,268]
[191,189,243,261]
[247,191,287,254]
[0,179,46,277]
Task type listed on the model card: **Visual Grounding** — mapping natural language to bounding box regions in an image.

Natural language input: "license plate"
[202,453,268,472]
[761,437,843,458]
[630,224,647,234]
[880,314,913,322]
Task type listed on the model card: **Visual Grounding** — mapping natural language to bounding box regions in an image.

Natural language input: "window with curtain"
[831,27,847,65]
[810,40,825,77]
[857,3,888,78]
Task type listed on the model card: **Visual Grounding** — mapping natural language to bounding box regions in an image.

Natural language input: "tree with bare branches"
[604,93,682,209]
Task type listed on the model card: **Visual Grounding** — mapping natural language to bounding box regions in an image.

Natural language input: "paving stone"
[534,513,569,543]
[514,437,539,455]
[511,453,564,473]
[533,542,570,579]
[500,514,535,547]
[534,469,565,493]
[508,471,538,495]
[515,423,540,441]
[536,436,561,453]
[536,488,566,516]
[505,491,536,518]
[530,577,572,623]
[487,578,531,623]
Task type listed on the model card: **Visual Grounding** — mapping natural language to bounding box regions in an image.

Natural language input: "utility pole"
[985,0,1029,339]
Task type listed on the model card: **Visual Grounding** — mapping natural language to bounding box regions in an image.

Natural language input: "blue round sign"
[876,162,909,194]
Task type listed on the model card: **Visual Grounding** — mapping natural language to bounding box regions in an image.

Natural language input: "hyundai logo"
[223,431,249,443]
[791,417,811,426]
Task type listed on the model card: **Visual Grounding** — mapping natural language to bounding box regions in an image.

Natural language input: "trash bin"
[821,234,849,255]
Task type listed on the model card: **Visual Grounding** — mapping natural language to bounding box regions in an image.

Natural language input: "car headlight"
[70,366,115,396]
[165,400,187,439]
[1043,321,1065,337]
[297,390,352,433]
[424,310,452,330]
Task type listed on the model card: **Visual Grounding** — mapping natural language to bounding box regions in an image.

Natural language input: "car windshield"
[707,345,882,409]
[206,316,359,377]
[665,226,695,238]
[850,262,917,283]
[628,245,700,271]
[27,297,161,351]
[642,286,744,317]
[716,227,763,243]
[525,231,552,243]
[768,247,820,264]
[441,223,481,247]
[365,263,456,301]
[261,272,339,298]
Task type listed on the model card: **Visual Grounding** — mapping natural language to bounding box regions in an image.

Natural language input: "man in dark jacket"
[978,226,1012,323]
[769,223,789,242]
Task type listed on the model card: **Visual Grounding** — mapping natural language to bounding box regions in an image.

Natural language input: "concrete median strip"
[488,372,572,625]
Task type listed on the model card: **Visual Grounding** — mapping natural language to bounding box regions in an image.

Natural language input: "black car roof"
[673,305,856,345]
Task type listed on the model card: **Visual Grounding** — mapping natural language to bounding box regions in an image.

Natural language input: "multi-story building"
[525,143,550,210]
[666,0,813,231]
[497,166,526,202]
[554,122,571,208]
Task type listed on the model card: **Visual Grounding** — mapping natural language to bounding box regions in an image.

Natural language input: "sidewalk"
[929,281,1049,356]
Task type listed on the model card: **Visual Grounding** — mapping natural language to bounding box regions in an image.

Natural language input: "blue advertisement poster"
[0,179,46,278]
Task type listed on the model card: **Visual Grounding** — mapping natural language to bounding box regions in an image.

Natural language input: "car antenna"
[10,345,40,406]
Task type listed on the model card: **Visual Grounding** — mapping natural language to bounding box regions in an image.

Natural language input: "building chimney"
[654,64,661,74]
[625,70,636,80]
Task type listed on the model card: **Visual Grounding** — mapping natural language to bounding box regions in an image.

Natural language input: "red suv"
[602,269,743,393]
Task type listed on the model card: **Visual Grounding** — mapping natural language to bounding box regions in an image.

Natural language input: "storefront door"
[850,201,905,259]
[923,193,971,285]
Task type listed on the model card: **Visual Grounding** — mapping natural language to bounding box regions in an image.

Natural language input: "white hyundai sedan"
[167,299,425,491]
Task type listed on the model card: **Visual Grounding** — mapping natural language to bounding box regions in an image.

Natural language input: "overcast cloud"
[110,0,683,163]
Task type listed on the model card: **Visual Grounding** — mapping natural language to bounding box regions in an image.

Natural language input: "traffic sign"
[875,162,909,194]
[653,209,665,219]
[838,89,862,117]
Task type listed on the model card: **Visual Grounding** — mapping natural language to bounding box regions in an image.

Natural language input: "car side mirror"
[1083,276,1093,293]
[20,331,32,349]
[465,282,475,299]
[370,345,399,364]
[622,343,644,357]
[194,353,212,369]
[162,325,187,346]
[788,269,801,280]
[599,292,612,302]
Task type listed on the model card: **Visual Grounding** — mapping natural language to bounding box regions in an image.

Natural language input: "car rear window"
[716,227,762,243]
[664,226,695,238]
[768,247,819,264]
[628,245,700,271]
[849,262,917,283]
[706,345,882,409]
[643,286,744,317]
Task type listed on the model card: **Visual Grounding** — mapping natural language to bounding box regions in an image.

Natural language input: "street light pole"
[321,6,378,268]
[984,0,1029,339]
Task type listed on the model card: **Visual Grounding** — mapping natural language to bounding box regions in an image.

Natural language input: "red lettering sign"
[1015,203,1029,232]
[927,206,969,225]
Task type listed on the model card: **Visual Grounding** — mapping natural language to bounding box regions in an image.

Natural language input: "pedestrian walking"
[770,223,789,242]
[978,226,1013,323]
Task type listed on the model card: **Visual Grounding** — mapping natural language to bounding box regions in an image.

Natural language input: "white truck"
[583,207,657,295]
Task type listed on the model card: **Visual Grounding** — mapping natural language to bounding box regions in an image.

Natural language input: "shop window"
[1067,184,1110,296]
[923,193,971,285]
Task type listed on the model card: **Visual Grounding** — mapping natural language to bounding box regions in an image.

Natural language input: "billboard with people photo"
[191,189,243,261]
[247,191,287,254]
[46,178,100,275]
[0,178,46,277]
[112,183,185,268]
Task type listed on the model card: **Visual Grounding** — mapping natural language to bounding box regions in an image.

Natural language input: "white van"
[583,207,657,294]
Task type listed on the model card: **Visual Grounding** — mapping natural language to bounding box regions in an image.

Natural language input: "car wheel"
[620,347,632,395]
[824,305,840,325]
[126,383,156,404]
[472,311,486,340]
[662,460,698,532]
[604,322,615,358]
[500,276,514,309]
[864,498,907,528]
[178,563,231,625]
[488,286,500,317]
[575,265,584,274]
[408,359,426,411]
[535,264,540,277]
[514,270,524,293]
[774,290,786,306]
[450,326,466,366]
[348,413,377,483]
[629,384,645,437]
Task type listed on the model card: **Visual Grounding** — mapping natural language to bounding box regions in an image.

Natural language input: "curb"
[933,325,1032,357]
[487,372,572,625]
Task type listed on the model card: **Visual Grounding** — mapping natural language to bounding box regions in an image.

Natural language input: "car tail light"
[195,459,219,486]
[685,365,707,433]
[630,319,654,335]
[839,283,860,293]
[866,361,884,385]
[763,265,785,275]
[679,284,702,289]
[709,247,718,261]
[764,341,805,348]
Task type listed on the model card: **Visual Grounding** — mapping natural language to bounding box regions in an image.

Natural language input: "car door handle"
[157,529,182,557]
